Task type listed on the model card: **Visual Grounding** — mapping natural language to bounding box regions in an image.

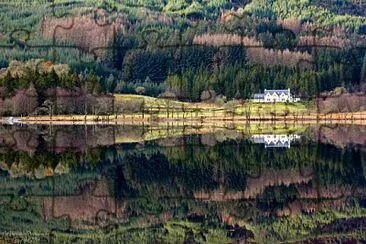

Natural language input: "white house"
[251,134,301,148]
[252,89,300,103]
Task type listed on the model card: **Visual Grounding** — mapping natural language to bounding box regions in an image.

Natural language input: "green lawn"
[235,102,312,117]
[114,94,314,118]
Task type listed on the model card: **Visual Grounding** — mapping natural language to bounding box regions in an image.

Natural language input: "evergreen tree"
[361,53,366,85]
[2,71,16,94]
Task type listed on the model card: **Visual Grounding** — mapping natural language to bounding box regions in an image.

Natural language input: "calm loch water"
[0,124,365,243]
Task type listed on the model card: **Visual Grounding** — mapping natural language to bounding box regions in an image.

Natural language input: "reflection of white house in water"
[252,89,300,103]
[252,134,301,148]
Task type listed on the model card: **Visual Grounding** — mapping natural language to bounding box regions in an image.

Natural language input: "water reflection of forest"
[0,124,366,243]
[1,123,366,151]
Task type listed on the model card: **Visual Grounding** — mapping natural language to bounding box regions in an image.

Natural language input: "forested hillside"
[0,0,365,107]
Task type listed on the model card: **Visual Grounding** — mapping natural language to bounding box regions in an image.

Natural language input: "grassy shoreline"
[2,94,366,125]
[4,112,366,127]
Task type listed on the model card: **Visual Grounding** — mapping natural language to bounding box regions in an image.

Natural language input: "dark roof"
[265,142,290,148]
[253,93,264,99]
[252,137,265,143]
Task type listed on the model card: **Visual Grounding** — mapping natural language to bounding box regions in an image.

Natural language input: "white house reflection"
[251,134,301,148]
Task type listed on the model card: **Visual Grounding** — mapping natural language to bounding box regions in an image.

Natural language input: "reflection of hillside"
[0,127,39,153]
[296,184,354,199]
[0,124,365,243]
[41,178,126,228]
[278,184,366,215]
[194,168,313,200]
[2,124,366,154]
[0,124,308,153]
[0,162,66,179]
[0,125,116,153]
[1,158,366,243]
[314,125,366,148]
[50,128,115,153]
[35,175,366,234]
[285,199,349,217]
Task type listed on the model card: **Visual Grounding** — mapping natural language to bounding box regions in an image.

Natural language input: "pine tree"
[2,71,15,94]
[105,74,116,92]
[47,68,60,88]
[85,72,98,94]
[361,53,366,85]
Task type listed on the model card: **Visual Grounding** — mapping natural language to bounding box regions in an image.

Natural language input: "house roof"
[253,93,264,99]
[252,137,265,143]
[265,141,290,148]
[264,89,291,96]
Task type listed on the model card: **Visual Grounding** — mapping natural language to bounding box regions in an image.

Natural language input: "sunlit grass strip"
[10,94,366,125]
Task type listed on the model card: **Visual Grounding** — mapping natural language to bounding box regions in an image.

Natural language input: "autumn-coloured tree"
[11,84,38,116]
[40,16,126,60]
[277,18,302,34]
[246,47,312,68]
[193,34,262,47]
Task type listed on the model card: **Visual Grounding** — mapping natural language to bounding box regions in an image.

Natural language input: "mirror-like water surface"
[0,124,366,243]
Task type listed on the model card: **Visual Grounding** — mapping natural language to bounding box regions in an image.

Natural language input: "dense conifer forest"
[0,0,365,112]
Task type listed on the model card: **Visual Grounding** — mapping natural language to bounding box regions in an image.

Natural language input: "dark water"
[0,124,366,243]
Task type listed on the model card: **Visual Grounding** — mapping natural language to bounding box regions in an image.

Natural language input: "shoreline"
[2,111,366,126]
